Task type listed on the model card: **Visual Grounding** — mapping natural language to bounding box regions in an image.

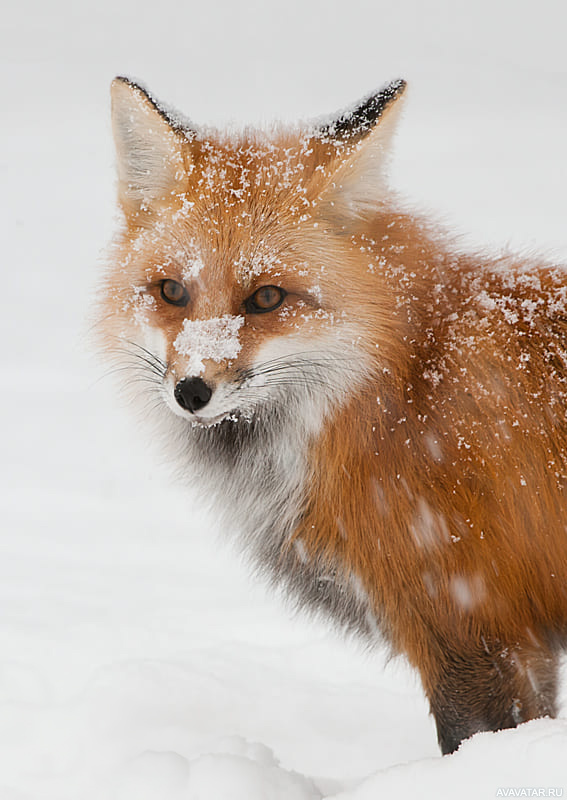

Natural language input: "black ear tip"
[318,78,407,142]
[387,78,407,97]
[366,78,407,111]
[366,78,407,108]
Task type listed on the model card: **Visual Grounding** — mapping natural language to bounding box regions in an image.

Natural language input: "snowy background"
[2,0,567,797]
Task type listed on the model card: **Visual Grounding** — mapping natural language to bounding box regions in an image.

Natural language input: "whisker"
[125,340,168,370]
[252,377,330,388]
[110,358,164,381]
[122,376,163,389]
[247,364,331,380]
[237,351,350,383]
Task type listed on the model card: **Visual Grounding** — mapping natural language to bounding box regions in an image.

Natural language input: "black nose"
[174,377,212,413]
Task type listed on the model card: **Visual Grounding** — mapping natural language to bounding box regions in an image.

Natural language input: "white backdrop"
[1,1,567,797]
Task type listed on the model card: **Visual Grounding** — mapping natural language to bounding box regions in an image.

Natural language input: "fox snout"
[174,377,212,413]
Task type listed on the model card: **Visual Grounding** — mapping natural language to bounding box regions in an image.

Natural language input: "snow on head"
[129,287,157,327]
[174,314,245,375]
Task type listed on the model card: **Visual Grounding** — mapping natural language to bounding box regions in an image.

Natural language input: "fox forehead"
[128,127,350,276]
[127,205,313,295]
[193,132,319,195]
[179,133,319,229]
[125,150,324,295]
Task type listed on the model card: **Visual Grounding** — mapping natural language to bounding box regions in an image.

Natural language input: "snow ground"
[1,0,567,797]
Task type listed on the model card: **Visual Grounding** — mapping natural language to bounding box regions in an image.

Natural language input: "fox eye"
[160,279,189,306]
[245,286,287,314]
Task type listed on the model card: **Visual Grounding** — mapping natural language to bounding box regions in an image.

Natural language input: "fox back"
[98,77,567,754]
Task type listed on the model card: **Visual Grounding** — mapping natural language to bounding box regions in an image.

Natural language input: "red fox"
[98,76,567,755]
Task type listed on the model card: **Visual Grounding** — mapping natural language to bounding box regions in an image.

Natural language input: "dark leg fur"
[425,639,559,754]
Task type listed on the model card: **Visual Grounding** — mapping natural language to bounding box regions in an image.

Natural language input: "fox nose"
[174,377,212,413]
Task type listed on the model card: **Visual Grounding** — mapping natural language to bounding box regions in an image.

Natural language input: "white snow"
[2,0,567,798]
[174,314,245,374]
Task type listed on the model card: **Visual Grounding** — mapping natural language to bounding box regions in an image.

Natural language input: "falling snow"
[5,0,567,796]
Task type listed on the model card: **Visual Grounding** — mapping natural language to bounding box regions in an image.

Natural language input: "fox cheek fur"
[98,76,567,755]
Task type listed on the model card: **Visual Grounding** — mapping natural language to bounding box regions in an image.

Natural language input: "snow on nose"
[173,315,245,375]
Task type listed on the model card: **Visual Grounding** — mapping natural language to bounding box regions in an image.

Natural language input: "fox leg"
[419,636,559,754]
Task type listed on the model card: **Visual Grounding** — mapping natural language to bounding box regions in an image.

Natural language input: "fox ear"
[313,80,406,225]
[110,77,190,215]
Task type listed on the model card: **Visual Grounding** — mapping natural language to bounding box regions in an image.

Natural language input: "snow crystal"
[449,574,486,611]
[174,315,245,375]
[128,288,156,327]
[310,285,323,304]
[182,253,205,281]
[293,539,309,564]
[424,432,443,462]
[476,290,498,312]
[235,243,284,284]
[410,498,450,549]
[171,196,196,223]
[422,572,438,598]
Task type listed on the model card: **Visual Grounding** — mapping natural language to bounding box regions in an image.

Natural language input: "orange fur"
[98,77,567,753]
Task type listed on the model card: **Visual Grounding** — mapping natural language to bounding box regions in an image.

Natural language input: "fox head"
[99,77,406,431]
